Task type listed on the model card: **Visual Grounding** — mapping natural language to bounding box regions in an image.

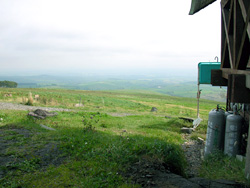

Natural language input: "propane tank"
[224,106,243,157]
[225,111,233,118]
[204,105,226,156]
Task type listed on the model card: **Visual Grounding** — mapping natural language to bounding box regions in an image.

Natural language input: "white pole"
[197,83,200,118]
[197,65,200,118]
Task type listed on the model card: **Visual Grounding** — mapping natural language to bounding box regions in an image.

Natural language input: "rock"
[189,177,211,187]
[179,117,194,122]
[189,178,246,188]
[40,124,56,131]
[151,107,158,112]
[4,93,12,97]
[181,127,194,134]
[34,94,39,100]
[236,155,245,162]
[165,173,201,188]
[27,112,46,119]
[75,103,84,107]
[197,137,205,144]
[27,109,58,119]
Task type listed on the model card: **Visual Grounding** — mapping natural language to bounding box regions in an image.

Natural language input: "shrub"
[26,92,33,106]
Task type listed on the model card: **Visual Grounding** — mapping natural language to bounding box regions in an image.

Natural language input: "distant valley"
[0,74,227,103]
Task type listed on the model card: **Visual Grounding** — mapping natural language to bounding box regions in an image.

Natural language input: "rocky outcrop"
[27,109,58,119]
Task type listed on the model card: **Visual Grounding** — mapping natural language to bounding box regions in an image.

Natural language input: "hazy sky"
[0,0,221,76]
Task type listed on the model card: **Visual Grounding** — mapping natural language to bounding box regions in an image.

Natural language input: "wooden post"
[246,119,250,179]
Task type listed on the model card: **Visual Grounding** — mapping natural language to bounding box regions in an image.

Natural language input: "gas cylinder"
[224,112,243,157]
[225,111,233,118]
[204,106,225,156]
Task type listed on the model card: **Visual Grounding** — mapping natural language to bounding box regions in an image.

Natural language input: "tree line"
[0,80,18,88]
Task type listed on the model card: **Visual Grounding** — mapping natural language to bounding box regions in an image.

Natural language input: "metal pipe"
[197,64,200,117]
[214,56,219,62]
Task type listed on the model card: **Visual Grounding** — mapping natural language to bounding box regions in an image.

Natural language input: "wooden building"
[189,0,250,179]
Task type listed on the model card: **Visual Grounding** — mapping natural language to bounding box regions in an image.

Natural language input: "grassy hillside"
[0,88,222,118]
[0,74,227,102]
[0,88,248,187]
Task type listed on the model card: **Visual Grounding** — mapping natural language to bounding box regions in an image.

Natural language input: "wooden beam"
[236,0,250,70]
[221,68,250,79]
[221,0,230,8]
[238,0,250,38]
[211,69,228,86]
[221,8,232,69]
[234,1,245,68]
[222,5,234,69]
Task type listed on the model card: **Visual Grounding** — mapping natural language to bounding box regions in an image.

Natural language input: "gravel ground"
[181,135,205,178]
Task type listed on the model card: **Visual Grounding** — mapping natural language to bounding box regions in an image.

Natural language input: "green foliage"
[0,109,188,187]
[0,80,17,88]
[200,152,249,185]
[0,88,245,187]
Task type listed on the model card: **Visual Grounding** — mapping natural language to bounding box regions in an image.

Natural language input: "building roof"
[189,0,217,15]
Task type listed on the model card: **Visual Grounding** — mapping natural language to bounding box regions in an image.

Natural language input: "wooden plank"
[211,69,228,86]
[221,0,230,8]
[221,9,232,69]
[221,10,227,68]
[238,0,247,20]
[222,8,234,69]
[234,1,245,68]
[238,0,250,38]
[221,68,250,79]
[236,0,250,70]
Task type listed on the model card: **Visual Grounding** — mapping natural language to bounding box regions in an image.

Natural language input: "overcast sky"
[0,0,221,76]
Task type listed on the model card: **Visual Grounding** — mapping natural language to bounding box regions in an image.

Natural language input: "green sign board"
[198,62,221,84]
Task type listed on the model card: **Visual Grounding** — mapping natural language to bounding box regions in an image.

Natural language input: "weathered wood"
[228,74,250,103]
[221,0,250,72]
[221,68,250,79]
[211,69,228,86]
[234,1,245,69]
[236,0,250,70]
[222,7,234,69]
[221,0,230,8]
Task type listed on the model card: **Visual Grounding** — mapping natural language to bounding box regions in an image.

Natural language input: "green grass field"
[0,88,248,187]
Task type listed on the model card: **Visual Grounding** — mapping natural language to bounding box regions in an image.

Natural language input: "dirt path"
[0,102,72,112]
[181,134,204,178]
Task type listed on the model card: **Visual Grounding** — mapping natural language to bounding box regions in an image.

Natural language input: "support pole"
[197,65,200,118]
[197,83,200,117]
[245,119,250,179]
